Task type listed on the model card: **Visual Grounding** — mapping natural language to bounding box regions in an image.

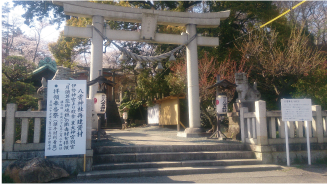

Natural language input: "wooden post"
[177,97,180,132]
[217,114,220,138]
[86,98,92,150]
[84,154,86,172]
[177,122,180,131]
[112,72,115,100]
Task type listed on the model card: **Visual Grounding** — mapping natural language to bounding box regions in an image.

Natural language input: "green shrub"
[2,174,14,183]
[315,157,327,165]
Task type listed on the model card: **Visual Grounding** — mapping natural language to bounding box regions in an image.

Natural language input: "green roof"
[31,57,57,75]
[32,64,57,75]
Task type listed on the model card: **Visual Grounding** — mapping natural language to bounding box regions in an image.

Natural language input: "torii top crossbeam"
[53,1,230,28]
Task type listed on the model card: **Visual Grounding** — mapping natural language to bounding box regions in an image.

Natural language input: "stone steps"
[93,144,247,154]
[104,101,122,129]
[93,151,255,164]
[78,164,282,178]
[92,159,262,170]
[80,144,282,179]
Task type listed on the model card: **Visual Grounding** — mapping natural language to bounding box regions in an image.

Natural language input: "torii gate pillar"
[185,24,201,131]
[89,15,104,99]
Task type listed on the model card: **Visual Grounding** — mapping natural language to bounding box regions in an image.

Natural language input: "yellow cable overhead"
[260,0,307,28]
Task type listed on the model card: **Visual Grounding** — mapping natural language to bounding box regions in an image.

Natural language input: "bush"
[119,100,145,121]
[2,174,14,183]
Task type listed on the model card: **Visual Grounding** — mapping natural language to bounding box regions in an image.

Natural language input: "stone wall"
[246,143,327,164]
[2,150,93,174]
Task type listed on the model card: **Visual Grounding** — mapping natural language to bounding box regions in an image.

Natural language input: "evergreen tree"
[2,56,37,110]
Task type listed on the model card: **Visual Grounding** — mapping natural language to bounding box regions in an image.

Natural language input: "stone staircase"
[78,144,282,178]
[103,101,122,129]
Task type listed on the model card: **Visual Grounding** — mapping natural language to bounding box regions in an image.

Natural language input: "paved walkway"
[53,164,327,183]
[92,125,240,147]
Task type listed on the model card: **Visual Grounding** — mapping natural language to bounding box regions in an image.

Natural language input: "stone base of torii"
[53,1,230,134]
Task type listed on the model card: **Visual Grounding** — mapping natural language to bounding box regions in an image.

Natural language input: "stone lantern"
[87,70,114,140]
[207,75,236,140]
[121,106,130,129]
[36,77,48,111]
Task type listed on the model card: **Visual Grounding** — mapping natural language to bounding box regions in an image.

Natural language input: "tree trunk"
[200,102,217,132]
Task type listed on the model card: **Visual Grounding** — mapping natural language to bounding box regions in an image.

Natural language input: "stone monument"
[235,72,261,112]
[227,73,261,140]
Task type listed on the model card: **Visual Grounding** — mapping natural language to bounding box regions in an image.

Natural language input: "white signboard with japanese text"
[45,80,87,156]
[281,99,312,121]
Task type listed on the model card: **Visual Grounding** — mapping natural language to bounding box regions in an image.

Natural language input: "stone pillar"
[33,118,41,143]
[240,107,248,143]
[185,24,201,132]
[21,118,29,144]
[4,104,17,152]
[255,100,268,145]
[312,105,323,143]
[90,16,104,99]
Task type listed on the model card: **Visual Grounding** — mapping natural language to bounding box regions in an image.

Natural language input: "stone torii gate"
[53,1,230,133]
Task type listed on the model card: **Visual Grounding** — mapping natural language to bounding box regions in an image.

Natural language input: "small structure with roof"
[29,57,57,87]
[148,95,186,131]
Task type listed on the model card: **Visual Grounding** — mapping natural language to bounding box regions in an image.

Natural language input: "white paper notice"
[281,99,312,122]
[216,95,228,114]
[45,80,87,156]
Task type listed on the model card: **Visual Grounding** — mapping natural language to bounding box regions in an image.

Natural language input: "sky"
[1,0,64,42]
[1,0,121,67]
